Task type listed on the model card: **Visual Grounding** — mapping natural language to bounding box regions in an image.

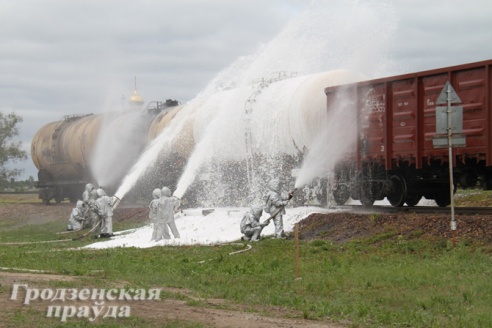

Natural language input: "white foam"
[83,206,333,249]
[347,198,437,206]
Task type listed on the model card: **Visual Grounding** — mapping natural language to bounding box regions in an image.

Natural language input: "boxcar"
[325,59,492,207]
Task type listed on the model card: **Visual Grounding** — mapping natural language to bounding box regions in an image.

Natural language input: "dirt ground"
[0,271,341,327]
[298,211,492,245]
[1,200,491,327]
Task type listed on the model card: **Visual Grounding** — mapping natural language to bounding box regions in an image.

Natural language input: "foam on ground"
[83,206,333,249]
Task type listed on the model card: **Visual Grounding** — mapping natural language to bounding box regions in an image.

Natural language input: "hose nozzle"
[288,188,297,200]
[111,196,121,210]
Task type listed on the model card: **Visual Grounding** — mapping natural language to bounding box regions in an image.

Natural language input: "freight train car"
[326,59,492,207]
[31,113,104,204]
[30,100,183,204]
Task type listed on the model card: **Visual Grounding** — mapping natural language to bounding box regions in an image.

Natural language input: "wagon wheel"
[359,190,375,206]
[333,185,350,205]
[43,196,51,205]
[481,178,492,190]
[40,188,51,205]
[52,186,64,204]
[459,172,477,189]
[405,192,421,207]
[387,175,407,207]
[435,191,450,207]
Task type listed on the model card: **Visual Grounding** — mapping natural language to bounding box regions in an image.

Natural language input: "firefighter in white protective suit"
[156,187,181,240]
[82,183,94,205]
[264,178,293,239]
[95,188,114,238]
[150,188,170,241]
[240,205,270,242]
[82,183,99,228]
[68,200,86,231]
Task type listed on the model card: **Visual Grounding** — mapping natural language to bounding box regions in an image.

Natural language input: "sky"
[2,0,492,180]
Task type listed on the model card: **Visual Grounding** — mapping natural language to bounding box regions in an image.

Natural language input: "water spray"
[107,1,394,207]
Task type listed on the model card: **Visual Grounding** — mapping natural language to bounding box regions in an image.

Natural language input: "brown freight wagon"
[325,59,492,207]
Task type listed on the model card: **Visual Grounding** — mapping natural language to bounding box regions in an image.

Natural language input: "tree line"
[0,111,29,190]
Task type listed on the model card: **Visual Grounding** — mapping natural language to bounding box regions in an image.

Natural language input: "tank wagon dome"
[129,76,145,109]
[129,89,144,105]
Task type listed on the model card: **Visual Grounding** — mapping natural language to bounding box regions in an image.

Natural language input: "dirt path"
[0,271,341,327]
[0,202,72,228]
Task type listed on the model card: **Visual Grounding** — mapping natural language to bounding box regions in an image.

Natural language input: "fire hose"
[72,220,101,241]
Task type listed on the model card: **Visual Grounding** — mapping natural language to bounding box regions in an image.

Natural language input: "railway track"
[336,205,492,216]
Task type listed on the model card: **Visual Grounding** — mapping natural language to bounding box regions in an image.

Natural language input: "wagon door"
[390,78,418,168]
[358,82,388,168]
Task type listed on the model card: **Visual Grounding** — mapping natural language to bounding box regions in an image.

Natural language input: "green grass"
[455,189,492,207]
[1,224,491,327]
[1,191,492,327]
[0,214,146,243]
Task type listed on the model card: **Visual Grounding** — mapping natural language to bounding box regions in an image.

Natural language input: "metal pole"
[446,84,457,247]
[294,223,300,280]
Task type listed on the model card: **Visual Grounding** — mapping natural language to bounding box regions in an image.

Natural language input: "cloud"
[2,0,492,180]
[389,0,492,72]
[1,0,304,179]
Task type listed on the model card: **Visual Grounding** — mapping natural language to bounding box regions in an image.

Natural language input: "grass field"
[0,192,491,327]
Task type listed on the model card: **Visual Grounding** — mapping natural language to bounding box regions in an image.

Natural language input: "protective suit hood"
[90,189,98,199]
[96,188,106,197]
[250,205,263,218]
[152,189,161,199]
[161,187,172,197]
[268,178,281,192]
[85,183,94,192]
[76,200,84,209]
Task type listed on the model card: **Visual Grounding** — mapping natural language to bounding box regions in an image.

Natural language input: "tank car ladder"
[243,71,298,188]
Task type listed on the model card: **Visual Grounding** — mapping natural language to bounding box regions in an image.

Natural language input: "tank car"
[30,100,182,204]
[326,59,492,207]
